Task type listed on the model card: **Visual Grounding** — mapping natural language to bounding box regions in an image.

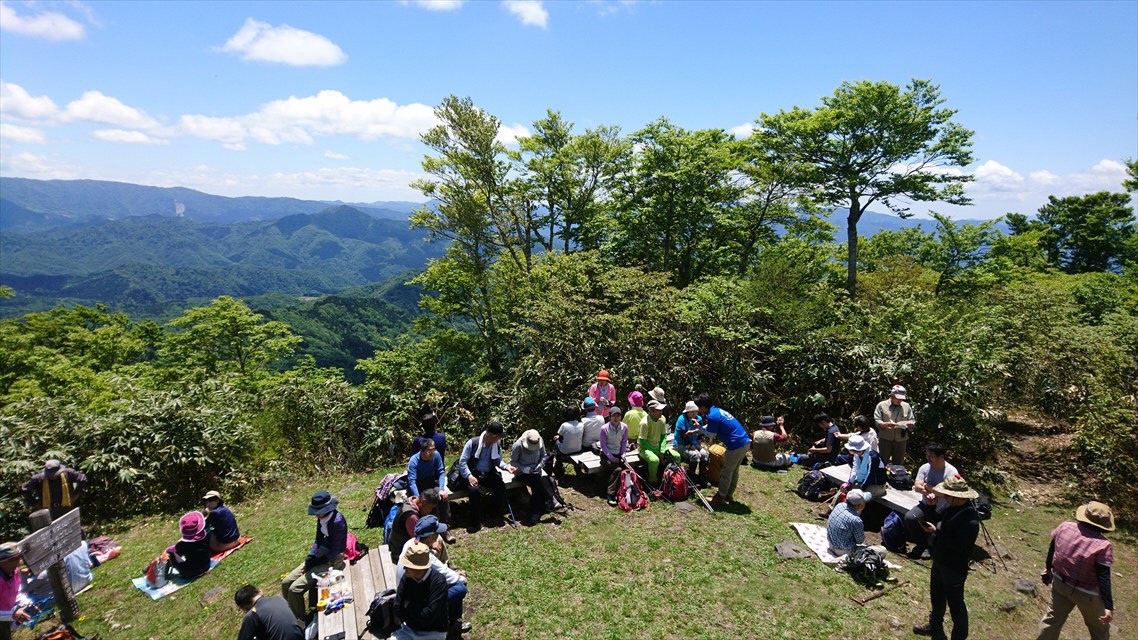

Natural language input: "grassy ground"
[14,463,1136,640]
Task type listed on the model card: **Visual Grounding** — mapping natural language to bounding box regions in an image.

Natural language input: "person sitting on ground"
[580,397,605,452]
[457,423,516,533]
[164,511,212,581]
[695,393,752,507]
[552,404,584,478]
[623,391,648,448]
[800,413,842,469]
[826,490,879,557]
[588,369,617,418]
[393,541,450,640]
[836,414,879,454]
[1,542,32,635]
[1036,501,1116,640]
[202,490,241,553]
[408,440,455,543]
[751,415,792,471]
[875,384,916,465]
[674,401,710,485]
[281,490,347,623]
[903,442,959,559]
[395,516,472,638]
[411,409,448,461]
[841,434,888,499]
[21,459,87,519]
[510,429,560,525]
[599,405,629,507]
[234,584,304,640]
[639,400,676,485]
[389,488,443,563]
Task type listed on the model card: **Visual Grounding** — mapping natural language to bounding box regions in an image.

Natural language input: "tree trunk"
[846,200,862,298]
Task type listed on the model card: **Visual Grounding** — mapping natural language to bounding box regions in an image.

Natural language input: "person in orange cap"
[588,370,616,418]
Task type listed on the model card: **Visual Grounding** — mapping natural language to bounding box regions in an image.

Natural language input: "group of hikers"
[0,373,1121,640]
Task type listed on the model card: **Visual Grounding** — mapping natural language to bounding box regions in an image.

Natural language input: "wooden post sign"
[20,508,83,623]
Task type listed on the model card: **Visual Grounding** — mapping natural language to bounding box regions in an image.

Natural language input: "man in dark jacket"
[913,475,981,640]
[21,460,86,519]
[234,584,304,640]
[280,490,347,623]
[393,541,449,639]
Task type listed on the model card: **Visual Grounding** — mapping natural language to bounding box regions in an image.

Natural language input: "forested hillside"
[2,81,1136,542]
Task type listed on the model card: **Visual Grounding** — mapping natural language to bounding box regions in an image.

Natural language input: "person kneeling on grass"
[394,541,450,640]
[826,490,884,557]
[202,490,241,553]
[281,490,347,624]
[165,511,212,581]
[234,584,304,640]
[396,516,472,638]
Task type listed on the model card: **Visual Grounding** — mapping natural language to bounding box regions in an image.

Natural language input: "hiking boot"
[710,495,728,506]
[607,496,618,507]
[907,545,927,559]
[443,532,457,545]
[466,521,482,534]
[912,623,947,640]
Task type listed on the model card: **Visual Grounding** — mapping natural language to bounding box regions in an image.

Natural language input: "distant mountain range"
[0,177,418,232]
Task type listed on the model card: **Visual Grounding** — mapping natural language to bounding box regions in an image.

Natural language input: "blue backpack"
[382,504,400,545]
[881,511,907,552]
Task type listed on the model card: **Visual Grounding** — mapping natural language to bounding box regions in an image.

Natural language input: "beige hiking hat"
[933,474,979,499]
[1075,501,1115,532]
[400,541,432,570]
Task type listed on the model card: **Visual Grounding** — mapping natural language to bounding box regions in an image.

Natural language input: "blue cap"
[414,514,448,538]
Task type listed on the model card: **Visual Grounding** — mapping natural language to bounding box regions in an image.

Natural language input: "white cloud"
[502,0,548,28]
[178,114,250,150]
[0,122,46,143]
[324,150,351,160]
[221,18,347,67]
[92,129,169,145]
[1028,170,1059,186]
[0,82,62,121]
[496,122,530,145]
[403,0,465,10]
[0,151,74,178]
[589,0,639,16]
[729,122,753,139]
[65,91,161,130]
[0,2,85,41]
[972,159,1024,192]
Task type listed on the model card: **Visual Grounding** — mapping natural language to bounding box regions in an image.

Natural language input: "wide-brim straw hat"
[1075,501,1115,532]
[933,475,979,499]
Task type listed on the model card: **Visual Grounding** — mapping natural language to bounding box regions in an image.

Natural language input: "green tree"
[924,212,1002,295]
[614,118,741,286]
[1036,192,1136,273]
[758,79,974,297]
[161,296,300,378]
[726,132,807,275]
[1124,158,1138,192]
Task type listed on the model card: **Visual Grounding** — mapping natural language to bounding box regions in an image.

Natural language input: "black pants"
[600,456,622,498]
[905,502,938,548]
[928,563,969,639]
[467,470,507,521]
[516,472,555,516]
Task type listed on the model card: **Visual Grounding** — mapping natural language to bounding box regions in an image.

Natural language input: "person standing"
[875,385,916,465]
[588,370,617,418]
[913,475,981,640]
[411,409,448,461]
[1036,501,1116,640]
[694,394,751,506]
[234,584,305,640]
[904,443,959,559]
[281,490,347,623]
[456,423,516,533]
[21,459,87,519]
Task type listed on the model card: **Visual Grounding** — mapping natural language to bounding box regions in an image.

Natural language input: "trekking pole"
[680,466,714,513]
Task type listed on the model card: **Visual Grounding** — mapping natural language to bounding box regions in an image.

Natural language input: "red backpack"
[617,468,649,512]
[657,463,690,502]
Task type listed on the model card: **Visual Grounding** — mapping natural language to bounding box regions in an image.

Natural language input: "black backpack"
[973,493,992,520]
[844,546,889,584]
[365,588,400,637]
[796,470,836,502]
[885,465,914,490]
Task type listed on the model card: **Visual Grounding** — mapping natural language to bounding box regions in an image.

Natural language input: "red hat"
[596,369,611,382]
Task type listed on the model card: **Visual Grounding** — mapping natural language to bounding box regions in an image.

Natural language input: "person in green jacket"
[623,391,648,448]
[639,400,678,485]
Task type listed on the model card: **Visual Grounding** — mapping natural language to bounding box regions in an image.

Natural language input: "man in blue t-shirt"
[694,393,751,506]
[410,410,447,461]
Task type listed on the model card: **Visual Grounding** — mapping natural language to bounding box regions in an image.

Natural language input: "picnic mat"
[130,536,253,600]
[789,522,845,565]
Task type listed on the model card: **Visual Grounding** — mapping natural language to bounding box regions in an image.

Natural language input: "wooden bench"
[318,544,399,640]
[818,464,921,513]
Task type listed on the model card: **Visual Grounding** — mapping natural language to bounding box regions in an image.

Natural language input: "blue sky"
[1,0,1135,219]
